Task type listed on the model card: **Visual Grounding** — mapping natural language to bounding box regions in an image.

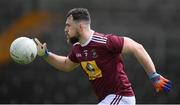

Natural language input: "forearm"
[123,37,172,92]
[133,44,156,75]
[43,52,71,72]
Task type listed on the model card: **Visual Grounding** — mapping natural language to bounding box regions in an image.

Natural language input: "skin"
[36,15,156,75]
[65,15,80,44]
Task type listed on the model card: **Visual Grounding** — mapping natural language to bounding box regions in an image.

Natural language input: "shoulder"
[92,32,107,44]
[93,32,124,43]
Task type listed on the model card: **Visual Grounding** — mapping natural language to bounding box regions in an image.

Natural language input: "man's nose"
[64,25,68,31]
[65,30,68,35]
[64,28,67,32]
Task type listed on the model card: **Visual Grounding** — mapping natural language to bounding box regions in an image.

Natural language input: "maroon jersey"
[68,31,134,101]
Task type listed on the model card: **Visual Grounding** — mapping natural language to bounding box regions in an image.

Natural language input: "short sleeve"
[106,35,124,54]
[68,47,79,63]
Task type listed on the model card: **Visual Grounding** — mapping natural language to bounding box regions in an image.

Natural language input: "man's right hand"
[34,38,49,57]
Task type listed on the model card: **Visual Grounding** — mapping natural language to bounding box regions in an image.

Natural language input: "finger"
[160,76,169,83]
[160,82,166,88]
[163,86,171,92]
[165,81,172,88]
[167,80,173,85]
[40,43,46,49]
[34,38,43,46]
[160,80,170,88]
[165,83,172,88]
[43,43,47,47]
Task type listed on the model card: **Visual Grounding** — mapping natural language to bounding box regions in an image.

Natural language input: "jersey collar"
[81,30,94,47]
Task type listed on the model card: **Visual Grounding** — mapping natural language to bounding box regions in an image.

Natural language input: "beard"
[69,36,79,44]
[66,31,80,44]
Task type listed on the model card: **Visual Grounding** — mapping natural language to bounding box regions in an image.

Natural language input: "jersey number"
[81,60,102,80]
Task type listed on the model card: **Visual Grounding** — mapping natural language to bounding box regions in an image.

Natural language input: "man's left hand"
[149,72,172,92]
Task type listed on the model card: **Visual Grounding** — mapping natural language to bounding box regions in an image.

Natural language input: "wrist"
[148,72,161,83]
[42,48,49,58]
[148,72,159,79]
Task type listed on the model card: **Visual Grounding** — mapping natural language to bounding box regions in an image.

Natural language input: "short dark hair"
[66,8,91,23]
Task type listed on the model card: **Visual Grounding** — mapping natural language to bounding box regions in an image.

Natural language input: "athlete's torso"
[68,31,134,101]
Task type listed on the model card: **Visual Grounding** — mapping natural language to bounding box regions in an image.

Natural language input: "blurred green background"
[0,0,179,104]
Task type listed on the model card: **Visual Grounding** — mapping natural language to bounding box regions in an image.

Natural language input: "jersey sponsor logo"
[81,60,102,80]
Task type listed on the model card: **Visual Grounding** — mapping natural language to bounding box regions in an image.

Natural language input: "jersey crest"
[81,60,102,80]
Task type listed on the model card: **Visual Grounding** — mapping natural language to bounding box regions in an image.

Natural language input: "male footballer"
[34,8,172,105]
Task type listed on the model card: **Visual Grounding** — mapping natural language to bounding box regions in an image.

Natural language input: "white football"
[10,37,37,64]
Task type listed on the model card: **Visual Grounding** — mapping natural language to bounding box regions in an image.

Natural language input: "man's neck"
[79,29,94,46]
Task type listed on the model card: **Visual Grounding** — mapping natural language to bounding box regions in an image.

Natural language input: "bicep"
[65,56,79,72]
[122,37,142,54]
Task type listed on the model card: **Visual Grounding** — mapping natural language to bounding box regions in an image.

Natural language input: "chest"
[75,45,109,80]
[73,43,118,80]
[75,45,108,62]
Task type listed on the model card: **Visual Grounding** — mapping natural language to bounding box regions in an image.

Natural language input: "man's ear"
[79,23,84,32]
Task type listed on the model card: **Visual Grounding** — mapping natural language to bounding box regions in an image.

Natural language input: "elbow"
[56,68,72,72]
[55,64,73,72]
[61,66,73,72]
[63,64,77,72]
[64,68,73,72]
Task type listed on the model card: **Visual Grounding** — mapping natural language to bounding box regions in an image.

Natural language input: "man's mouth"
[65,32,69,38]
